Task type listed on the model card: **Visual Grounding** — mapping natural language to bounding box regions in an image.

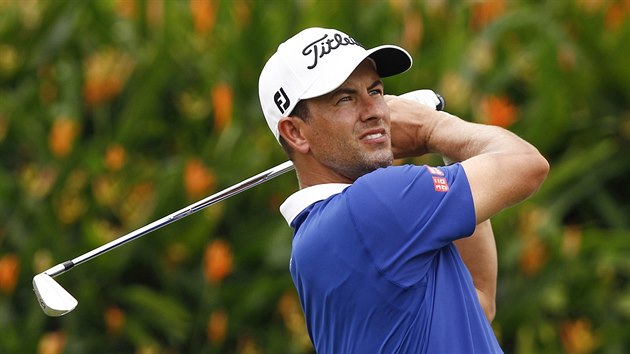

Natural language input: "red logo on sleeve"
[433,177,449,192]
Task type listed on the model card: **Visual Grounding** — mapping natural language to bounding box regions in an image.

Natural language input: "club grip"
[399,90,445,112]
[436,93,445,111]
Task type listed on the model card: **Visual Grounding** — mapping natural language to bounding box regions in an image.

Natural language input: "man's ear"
[278,117,309,154]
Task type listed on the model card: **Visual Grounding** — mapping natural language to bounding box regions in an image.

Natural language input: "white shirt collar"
[280,183,351,225]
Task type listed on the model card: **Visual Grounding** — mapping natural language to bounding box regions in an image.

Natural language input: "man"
[258,27,548,353]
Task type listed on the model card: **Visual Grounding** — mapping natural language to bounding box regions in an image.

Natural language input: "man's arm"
[443,147,497,323]
[454,220,497,322]
[387,98,549,224]
[386,95,547,323]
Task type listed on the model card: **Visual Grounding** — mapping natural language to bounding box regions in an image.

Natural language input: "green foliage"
[0,0,628,353]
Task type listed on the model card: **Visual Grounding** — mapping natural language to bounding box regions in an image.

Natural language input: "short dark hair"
[279,99,310,157]
[291,99,310,121]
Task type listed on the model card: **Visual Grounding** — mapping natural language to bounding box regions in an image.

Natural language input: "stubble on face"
[313,125,393,181]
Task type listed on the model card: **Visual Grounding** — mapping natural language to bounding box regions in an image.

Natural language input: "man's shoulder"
[353,164,444,189]
[356,164,418,182]
[346,163,472,216]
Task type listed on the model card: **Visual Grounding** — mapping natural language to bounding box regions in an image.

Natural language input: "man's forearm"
[404,107,547,223]
[388,100,540,163]
[422,111,536,164]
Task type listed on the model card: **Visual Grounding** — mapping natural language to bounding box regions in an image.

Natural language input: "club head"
[33,273,78,317]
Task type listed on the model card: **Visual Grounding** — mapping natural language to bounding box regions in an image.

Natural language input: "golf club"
[33,160,295,316]
[33,90,445,317]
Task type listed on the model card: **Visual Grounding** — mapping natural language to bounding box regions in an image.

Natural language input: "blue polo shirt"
[280,164,502,354]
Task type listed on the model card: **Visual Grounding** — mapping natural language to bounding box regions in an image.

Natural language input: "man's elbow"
[522,152,550,197]
[477,289,496,323]
[533,153,550,185]
[485,301,496,323]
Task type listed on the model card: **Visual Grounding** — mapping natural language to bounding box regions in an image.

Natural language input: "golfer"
[258,27,548,353]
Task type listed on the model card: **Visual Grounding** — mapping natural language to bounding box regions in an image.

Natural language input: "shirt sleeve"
[344,164,476,287]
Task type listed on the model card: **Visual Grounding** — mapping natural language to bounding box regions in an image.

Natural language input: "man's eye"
[337,96,351,103]
[370,89,383,96]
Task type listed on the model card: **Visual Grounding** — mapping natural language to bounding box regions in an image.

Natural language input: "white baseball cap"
[258,27,413,142]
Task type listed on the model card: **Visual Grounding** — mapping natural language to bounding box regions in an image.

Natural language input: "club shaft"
[45,161,295,278]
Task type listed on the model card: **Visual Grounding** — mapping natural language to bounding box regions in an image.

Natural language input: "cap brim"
[368,45,413,78]
[301,45,412,100]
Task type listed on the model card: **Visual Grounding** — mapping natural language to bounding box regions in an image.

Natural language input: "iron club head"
[33,273,78,317]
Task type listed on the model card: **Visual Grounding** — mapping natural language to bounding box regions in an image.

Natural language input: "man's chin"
[325,149,394,181]
[372,151,394,168]
[361,153,394,173]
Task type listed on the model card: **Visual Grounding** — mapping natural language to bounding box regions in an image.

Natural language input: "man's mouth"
[360,128,388,143]
[364,132,385,140]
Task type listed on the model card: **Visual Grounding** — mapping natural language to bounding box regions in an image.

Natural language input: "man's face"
[301,59,393,181]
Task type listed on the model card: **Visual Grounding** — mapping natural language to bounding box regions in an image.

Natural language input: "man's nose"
[358,95,387,122]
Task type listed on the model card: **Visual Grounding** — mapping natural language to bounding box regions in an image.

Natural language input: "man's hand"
[385,93,447,159]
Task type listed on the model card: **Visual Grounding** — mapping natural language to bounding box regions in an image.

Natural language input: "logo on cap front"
[274,87,290,114]
[302,32,362,70]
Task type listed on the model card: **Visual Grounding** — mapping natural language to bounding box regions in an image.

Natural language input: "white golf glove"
[399,89,443,110]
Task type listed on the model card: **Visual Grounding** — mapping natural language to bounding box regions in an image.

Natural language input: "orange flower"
[104,306,126,336]
[20,164,59,199]
[233,0,251,28]
[38,331,66,354]
[115,0,137,18]
[278,291,311,349]
[105,143,127,171]
[480,95,517,128]
[184,158,216,199]
[212,82,233,132]
[605,0,629,31]
[278,291,299,324]
[561,225,582,258]
[402,12,423,53]
[146,0,164,28]
[204,239,233,283]
[120,182,155,226]
[55,170,88,225]
[470,0,506,30]
[207,309,228,343]
[517,208,548,276]
[0,254,19,294]
[518,237,547,276]
[33,249,53,274]
[83,48,135,106]
[190,0,217,34]
[387,0,405,13]
[49,117,78,158]
[440,72,472,112]
[237,336,262,354]
[92,175,120,207]
[575,0,606,14]
[560,318,600,354]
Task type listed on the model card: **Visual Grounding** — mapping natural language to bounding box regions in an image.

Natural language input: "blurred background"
[1,0,629,353]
